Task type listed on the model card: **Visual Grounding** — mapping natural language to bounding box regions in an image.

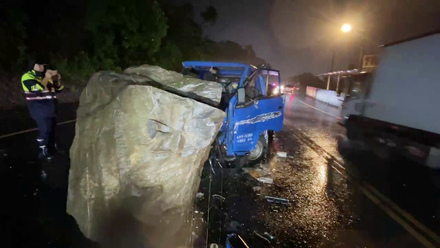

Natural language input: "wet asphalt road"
[0,105,96,247]
[199,94,440,247]
[285,94,440,247]
[1,94,440,247]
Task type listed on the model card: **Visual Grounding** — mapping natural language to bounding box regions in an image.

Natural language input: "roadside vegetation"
[0,0,265,109]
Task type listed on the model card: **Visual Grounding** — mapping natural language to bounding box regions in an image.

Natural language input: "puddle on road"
[196,131,359,248]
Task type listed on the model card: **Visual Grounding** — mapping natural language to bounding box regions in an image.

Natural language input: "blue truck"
[182,61,284,167]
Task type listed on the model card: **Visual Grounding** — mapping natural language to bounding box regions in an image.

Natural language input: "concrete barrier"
[306,86,344,107]
[306,86,317,98]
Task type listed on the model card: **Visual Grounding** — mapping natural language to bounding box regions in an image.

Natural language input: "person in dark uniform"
[21,59,64,160]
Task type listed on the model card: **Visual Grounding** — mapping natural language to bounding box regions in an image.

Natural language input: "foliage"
[155,3,205,70]
[206,41,266,65]
[51,52,101,85]
[0,2,28,72]
[0,1,267,84]
[84,0,167,69]
[201,6,218,27]
[291,73,326,90]
[153,41,184,71]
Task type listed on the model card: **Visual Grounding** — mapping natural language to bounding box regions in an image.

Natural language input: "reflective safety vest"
[21,70,64,101]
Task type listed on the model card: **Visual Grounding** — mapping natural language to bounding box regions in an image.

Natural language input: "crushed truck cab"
[182,61,284,166]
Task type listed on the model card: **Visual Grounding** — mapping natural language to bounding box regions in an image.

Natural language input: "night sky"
[176,0,440,77]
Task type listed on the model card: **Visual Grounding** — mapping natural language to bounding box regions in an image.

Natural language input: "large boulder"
[67,65,225,247]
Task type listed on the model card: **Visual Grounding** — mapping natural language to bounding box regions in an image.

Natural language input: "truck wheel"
[247,136,267,165]
[346,122,363,140]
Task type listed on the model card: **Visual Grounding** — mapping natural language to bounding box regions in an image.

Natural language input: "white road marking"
[298,100,341,120]
[0,119,76,140]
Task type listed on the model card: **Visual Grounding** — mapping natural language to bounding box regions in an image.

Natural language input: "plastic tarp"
[67,65,225,247]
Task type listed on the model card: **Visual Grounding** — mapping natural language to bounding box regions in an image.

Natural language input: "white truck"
[341,31,440,168]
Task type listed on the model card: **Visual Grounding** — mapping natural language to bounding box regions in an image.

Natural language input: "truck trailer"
[341,31,440,168]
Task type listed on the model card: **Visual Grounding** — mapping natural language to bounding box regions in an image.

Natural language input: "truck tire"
[247,135,267,166]
[346,122,363,140]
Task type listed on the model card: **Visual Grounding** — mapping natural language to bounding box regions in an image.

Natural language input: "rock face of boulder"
[67,65,225,247]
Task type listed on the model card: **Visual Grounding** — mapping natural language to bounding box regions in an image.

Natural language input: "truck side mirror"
[237,88,245,104]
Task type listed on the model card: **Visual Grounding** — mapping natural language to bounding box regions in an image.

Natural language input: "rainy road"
[1,95,440,247]
[283,94,440,247]
[199,94,440,247]
[0,104,97,248]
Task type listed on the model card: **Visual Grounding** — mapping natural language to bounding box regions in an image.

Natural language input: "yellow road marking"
[360,187,435,248]
[365,182,440,245]
[287,123,440,247]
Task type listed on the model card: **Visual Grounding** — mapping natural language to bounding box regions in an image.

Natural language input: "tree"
[205,41,266,65]
[84,0,168,69]
[201,6,218,27]
[245,45,256,58]
[155,3,206,69]
[0,1,271,79]
[292,73,326,91]
[0,2,28,72]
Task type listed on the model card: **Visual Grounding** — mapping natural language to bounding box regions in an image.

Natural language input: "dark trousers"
[27,100,57,147]
[33,117,57,147]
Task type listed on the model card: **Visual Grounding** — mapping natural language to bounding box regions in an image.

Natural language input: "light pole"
[327,24,352,90]
[330,22,351,74]
[342,24,364,71]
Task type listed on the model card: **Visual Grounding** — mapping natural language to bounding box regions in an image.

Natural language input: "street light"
[340,24,364,72]
[341,24,352,33]
[327,24,353,90]
[330,24,352,72]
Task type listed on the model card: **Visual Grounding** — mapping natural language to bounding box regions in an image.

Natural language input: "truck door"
[229,70,284,154]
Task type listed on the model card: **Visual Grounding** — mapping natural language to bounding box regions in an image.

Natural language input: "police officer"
[21,59,64,160]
